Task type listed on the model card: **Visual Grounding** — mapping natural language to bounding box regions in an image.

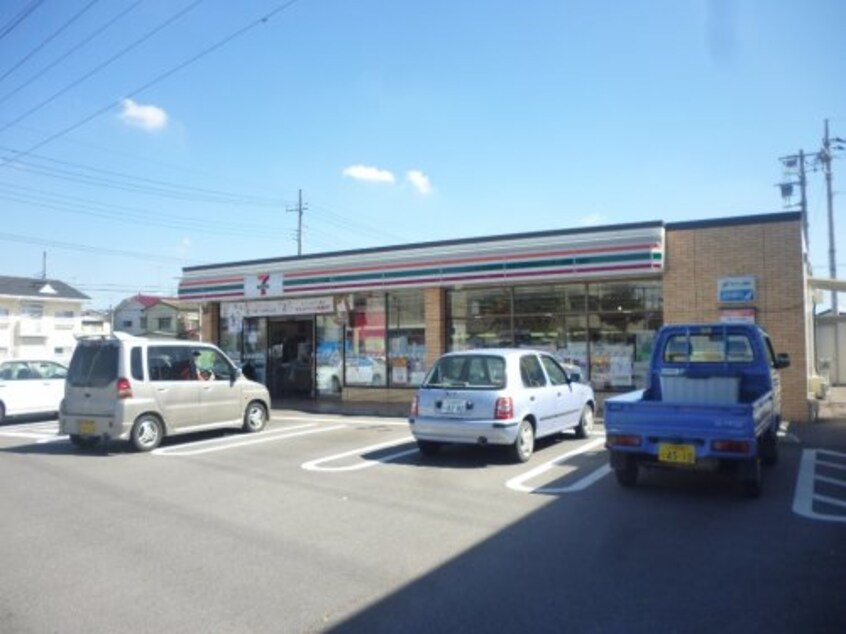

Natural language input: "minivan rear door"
[64,341,121,417]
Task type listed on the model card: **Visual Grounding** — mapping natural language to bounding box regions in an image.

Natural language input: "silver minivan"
[60,334,271,452]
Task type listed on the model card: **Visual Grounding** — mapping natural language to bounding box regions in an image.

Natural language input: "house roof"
[0,275,89,301]
[116,294,198,311]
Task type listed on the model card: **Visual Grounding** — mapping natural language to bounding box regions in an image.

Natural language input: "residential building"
[113,294,200,339]
[0,275,90,364]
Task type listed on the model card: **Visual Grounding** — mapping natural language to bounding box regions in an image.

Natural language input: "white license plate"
[441,399,466,414]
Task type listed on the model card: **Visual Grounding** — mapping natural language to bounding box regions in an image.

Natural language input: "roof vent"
[38,283,57,295]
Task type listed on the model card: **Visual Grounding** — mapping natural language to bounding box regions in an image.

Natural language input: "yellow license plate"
[658,443,696,465]
[80,420,96,435]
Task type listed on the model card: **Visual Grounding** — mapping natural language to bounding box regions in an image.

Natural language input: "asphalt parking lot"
[1,411,845,633]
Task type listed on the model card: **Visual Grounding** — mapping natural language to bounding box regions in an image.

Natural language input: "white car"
[0,359,68,421]
[409,349,595,462]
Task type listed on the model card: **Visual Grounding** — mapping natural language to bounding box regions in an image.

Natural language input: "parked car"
[0,359,67,421]
[59,334,270,451]
[316,354,386,392]
[409,349,595,462]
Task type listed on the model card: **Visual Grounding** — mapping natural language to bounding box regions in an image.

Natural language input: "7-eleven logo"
[245,273,281,298]
[257,273,270,296]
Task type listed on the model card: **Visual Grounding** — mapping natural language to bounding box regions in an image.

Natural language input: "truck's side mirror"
[774,353,791,369]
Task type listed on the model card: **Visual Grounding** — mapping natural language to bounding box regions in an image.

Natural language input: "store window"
[449,288,512,349]
[447,280,662,392]
[315,314,344,395]
[587,282,662,391]
[345,293,386,387]
[387,290,427,387]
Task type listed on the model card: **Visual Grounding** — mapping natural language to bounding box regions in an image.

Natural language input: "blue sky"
[1,0,844,309]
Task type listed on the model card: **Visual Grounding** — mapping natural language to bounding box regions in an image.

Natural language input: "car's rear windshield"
[663,332,755,364]
[67,342,119,387]
[423,355,507,389]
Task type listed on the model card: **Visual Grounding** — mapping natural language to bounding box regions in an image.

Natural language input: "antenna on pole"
[42,250,46,279]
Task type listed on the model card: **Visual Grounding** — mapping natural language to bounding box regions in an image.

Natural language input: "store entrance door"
[268,317,314,400]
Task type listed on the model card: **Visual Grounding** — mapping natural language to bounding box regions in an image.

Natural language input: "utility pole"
[822,120,837,312]
[287,189,307,256]
[778,150,810,254]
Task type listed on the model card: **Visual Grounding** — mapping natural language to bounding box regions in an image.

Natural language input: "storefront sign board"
[717,276,756,303]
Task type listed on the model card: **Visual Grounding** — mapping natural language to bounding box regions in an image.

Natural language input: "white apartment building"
[0,275,90,364]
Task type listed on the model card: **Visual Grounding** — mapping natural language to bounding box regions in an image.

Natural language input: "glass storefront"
[447,280,662,391]
[387,290,427,387]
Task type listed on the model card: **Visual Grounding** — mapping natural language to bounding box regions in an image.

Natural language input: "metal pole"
[823,119,840,383]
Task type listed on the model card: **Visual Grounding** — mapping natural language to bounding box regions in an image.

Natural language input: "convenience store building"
[178,211,814,422]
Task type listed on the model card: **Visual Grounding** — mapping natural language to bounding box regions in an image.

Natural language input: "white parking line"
[271,414,408,427]
[302,436,417,472]
[152,424,346,457]
[506,436,610,494]
[793,449,846,523]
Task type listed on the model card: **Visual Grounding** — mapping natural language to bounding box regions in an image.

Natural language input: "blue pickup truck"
[604,323,791,497]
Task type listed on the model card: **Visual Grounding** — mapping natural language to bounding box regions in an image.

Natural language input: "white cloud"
[580,213,603,227]
[342,164,396,184]
[119,98,168,131]
[406,170,432,196]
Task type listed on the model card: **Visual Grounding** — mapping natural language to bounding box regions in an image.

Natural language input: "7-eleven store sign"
[244,273,284,298]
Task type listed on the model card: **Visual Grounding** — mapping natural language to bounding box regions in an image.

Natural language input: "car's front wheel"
[131,415,163,452]
[243,401,267,433]
[510,419,535,463]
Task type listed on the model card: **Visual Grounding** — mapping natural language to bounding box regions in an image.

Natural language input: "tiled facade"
[663,216,808,422]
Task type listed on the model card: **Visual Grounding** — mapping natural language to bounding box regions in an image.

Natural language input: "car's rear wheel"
[760,430,779,466]
[574,405,594,439]
[0,401,5,422]
[131,415,163,452]
[243,401,267,433]
[510,419,535,463]
[613,454,639,487]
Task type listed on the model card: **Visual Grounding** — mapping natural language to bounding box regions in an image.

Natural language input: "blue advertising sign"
[718,276,756,303]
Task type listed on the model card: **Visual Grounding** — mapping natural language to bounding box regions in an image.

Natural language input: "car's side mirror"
[774,353,791,369]
[569,371,582,383]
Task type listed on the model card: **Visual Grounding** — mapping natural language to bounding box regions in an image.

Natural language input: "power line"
[0,230,194,264]
[0,0,304,170]
[0,1,145,107]
[0,183,297,240]
[0,0,101,84]
[0,0,207,137]
[0,148,289,207]
[0,0,44,43]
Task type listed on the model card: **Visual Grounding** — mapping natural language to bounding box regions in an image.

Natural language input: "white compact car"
[409,349,595,462]
[0,359,68,421]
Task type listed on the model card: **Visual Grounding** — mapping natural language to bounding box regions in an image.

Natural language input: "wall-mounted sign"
[244,273,284,299]
[718,276,756,303]
[719,308,756,324]
[245,296,334,317]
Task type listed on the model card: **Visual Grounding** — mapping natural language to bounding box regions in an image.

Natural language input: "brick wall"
[664,218,809,422]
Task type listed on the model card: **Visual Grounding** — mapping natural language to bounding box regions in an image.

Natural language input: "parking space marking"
[793,449,846,523]
[302,436,417,472]
[506,436,610,494]
[0,420,66,444]
[271,414,408,428]
[152,423,346,457]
